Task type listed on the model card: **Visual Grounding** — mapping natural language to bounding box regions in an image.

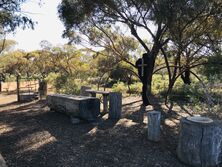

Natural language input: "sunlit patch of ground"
[0,124,14,135]
[0,94,17,105]
[16,131,57,153]
[0,94,220,167]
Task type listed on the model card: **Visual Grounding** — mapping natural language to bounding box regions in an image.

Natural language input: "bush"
[112,81,127,94]
[59,78,81,95]
[52,74,88,95]
[152,74,168,95]
[127,82,142,95]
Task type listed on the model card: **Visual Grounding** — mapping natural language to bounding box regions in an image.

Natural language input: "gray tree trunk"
[147,111,161,142]
[109,92,122,119]
[177,117,222,167]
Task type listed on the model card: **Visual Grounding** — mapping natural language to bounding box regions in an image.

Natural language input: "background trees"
[0,0,220,112]
[58,0,222,105]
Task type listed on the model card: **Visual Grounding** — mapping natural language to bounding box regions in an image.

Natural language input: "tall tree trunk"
[16,75,20,102]
[136,53,156,106]
[144,54,155,106]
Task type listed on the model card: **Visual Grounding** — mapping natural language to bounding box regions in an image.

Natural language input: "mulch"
[0,96,190,167]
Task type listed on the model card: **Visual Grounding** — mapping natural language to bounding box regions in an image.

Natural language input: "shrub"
[127,82,142,95]
[152,74,168,95]
[112,81,127,94]
[51,74,88,95]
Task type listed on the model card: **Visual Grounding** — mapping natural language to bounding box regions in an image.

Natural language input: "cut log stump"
[109,92,122,119]
[147,111,161,142]
[177,117,222,167]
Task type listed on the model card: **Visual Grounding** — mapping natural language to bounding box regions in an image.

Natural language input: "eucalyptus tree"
[0,50,29,101]
[50,44,93,93]
[0,39,17,91]
[157,0,222,103]
[0,0,36,33]
[51,45,89,78]
[58,0,222,105]
[0,0,40,94]
[85,27,140,85]
[27,48,55,98]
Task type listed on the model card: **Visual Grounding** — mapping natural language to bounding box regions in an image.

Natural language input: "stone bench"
[46,94,100,121]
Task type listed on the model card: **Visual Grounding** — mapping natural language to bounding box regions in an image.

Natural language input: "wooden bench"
[85,89,110,112]
[46,94,100,121]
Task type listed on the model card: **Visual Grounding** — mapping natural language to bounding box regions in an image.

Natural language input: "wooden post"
[39,80,47,99]
[147,111,161,142]
[16,75,20,102]
[109,92,122,119]
[103,94,109,112]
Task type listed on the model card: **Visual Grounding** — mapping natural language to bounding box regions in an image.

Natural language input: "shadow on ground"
[0,98,188,167]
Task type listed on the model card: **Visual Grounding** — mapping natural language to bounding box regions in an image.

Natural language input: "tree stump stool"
[147,111,161,142]
[109,92,122,119]
[177,116,222,167]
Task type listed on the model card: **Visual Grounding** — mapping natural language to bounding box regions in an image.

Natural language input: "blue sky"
[7,0,68,51]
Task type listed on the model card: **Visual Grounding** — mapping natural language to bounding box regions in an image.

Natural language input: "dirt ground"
[0,93,216,167]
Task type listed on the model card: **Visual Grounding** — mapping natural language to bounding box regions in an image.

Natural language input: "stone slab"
[47,94,100,121]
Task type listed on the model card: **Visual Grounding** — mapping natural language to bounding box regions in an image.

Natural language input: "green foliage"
[28,50,55,80]
[0,50,29,76]
[58,0,222,103]
[152,74,168,95]
[112,82,127,94]
[169,85,205,103]
[0,0,35,33]
[53,74,87,95]
[202,53,222,79]
[58,78,82,95]
[127,82,142,95]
